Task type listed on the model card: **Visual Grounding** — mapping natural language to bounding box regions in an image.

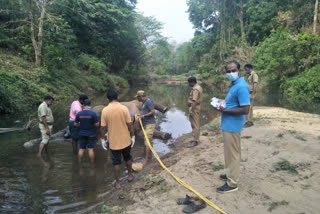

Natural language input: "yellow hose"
[137,117,227,214]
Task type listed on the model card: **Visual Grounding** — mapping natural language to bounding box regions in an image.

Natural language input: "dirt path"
[105,107,320,214]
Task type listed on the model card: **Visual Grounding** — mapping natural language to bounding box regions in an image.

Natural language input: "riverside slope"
[96,107,320,214]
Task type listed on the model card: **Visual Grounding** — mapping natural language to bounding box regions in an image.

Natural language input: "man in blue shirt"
[75,99,99,166]
[214,61,250,193]
[136,90,156,166]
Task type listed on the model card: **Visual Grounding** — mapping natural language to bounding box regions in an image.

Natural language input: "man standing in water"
[74,99,99,166]
[100,90,134,189]
[69,95,88,155]
[38,96,54,157]
[135,90,156,166]
[187,77,203,148]
[214,61,250,193]
[244,64,259,127]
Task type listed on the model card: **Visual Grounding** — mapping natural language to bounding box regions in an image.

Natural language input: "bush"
[78,54,107,75]
[110,75,129,88]
[0,70,46,114]
[282,65,320,110]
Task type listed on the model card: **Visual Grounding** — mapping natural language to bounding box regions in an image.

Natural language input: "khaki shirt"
[247,71,259,91]
[38,102,54,123]
[101,102,132,150]
[188,84,203,112]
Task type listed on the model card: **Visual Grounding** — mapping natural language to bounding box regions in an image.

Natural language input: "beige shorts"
[144,124,156,147]
[39,123,53,144]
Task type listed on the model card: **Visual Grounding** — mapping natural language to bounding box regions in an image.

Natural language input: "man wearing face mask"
[213,61,250,193]
[244,64,258,127]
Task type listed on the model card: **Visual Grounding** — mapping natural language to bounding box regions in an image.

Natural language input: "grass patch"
[241,136,252,139]
[158,182,170,193]
[272,151,279,156]
[295,135,307,141]
[276,133,284,138]
[268,200,289,212]
[212,163,224,171]
[146,175,164,185]
[288,130,297,134]
[91,205,126,214]
[207,121,220,132]
[275,158,298,175]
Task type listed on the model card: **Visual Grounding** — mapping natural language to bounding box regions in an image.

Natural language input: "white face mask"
[227,72,239,82]
[244,70,249,75]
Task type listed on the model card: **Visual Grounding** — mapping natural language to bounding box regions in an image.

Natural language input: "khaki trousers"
[222,131,241,187]
[246,99,254,123]
[189,110,200,142]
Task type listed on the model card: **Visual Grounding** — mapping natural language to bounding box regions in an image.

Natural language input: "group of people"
[187,61,258,193]
[37,89,157,189]
[37,60,258,192]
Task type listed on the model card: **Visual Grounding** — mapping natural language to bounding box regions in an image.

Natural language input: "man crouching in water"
[100,90,134,189]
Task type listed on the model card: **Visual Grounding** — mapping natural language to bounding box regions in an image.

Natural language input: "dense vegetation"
[0,0,154,114]
[149,0,320,111]
[0,0,319,114]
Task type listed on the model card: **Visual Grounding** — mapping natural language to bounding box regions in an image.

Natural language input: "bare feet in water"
[115,182,121,189]
[142,159,151,167]
[128,174,134,182]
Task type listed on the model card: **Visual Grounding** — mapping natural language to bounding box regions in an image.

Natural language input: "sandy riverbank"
[100,106,320,214]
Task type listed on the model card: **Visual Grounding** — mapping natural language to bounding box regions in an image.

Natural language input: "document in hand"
[210,97,226,110]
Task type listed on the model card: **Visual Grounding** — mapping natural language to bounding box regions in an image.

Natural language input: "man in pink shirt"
[69,95,88,155]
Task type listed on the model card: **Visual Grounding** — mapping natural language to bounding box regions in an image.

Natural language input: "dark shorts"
[79,136,95,149]
[110,145,132,165]
[69,120,79,140]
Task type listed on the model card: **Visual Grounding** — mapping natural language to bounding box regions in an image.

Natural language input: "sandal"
[183,200,206,213]
[176,195,199,205]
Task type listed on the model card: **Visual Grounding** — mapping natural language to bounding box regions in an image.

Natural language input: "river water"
[1,81,319,213]
[0,83,222,214]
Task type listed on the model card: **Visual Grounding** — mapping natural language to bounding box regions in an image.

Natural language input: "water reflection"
[0,83,222,213]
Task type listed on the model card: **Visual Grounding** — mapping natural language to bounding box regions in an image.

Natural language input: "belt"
[39,122,53,125]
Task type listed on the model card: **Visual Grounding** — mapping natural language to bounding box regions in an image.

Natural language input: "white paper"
[210,97,226,110]
[131,136,135,148]
[101,139,108,150]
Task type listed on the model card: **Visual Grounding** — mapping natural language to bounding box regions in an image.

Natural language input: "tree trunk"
[313,0,319,34]
[237,7,245,39]
[29,0,49,67]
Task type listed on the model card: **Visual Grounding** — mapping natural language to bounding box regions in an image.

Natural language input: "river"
[1,81,318,213]
[0,83,222,214]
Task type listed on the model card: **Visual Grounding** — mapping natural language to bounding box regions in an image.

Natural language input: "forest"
[0,0,319,114]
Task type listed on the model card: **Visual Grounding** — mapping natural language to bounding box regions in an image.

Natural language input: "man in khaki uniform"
[244,64,258,127]
[187,77,203,148]
[38,96,54,157]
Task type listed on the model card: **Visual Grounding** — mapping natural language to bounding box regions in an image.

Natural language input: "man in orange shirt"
[100,90,134,189]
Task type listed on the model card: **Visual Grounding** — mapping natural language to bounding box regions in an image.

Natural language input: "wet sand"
[99,106,320,214]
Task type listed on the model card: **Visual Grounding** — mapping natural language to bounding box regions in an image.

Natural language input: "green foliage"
[282,65,320,109]
[207,121,220,132]
[91,205,126,214]
[0,70,46,114]
[254,28,320,110]
[78,54,107,75]
[268,200,289,212]
[212,163,224,171]
[275,158,298,175]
